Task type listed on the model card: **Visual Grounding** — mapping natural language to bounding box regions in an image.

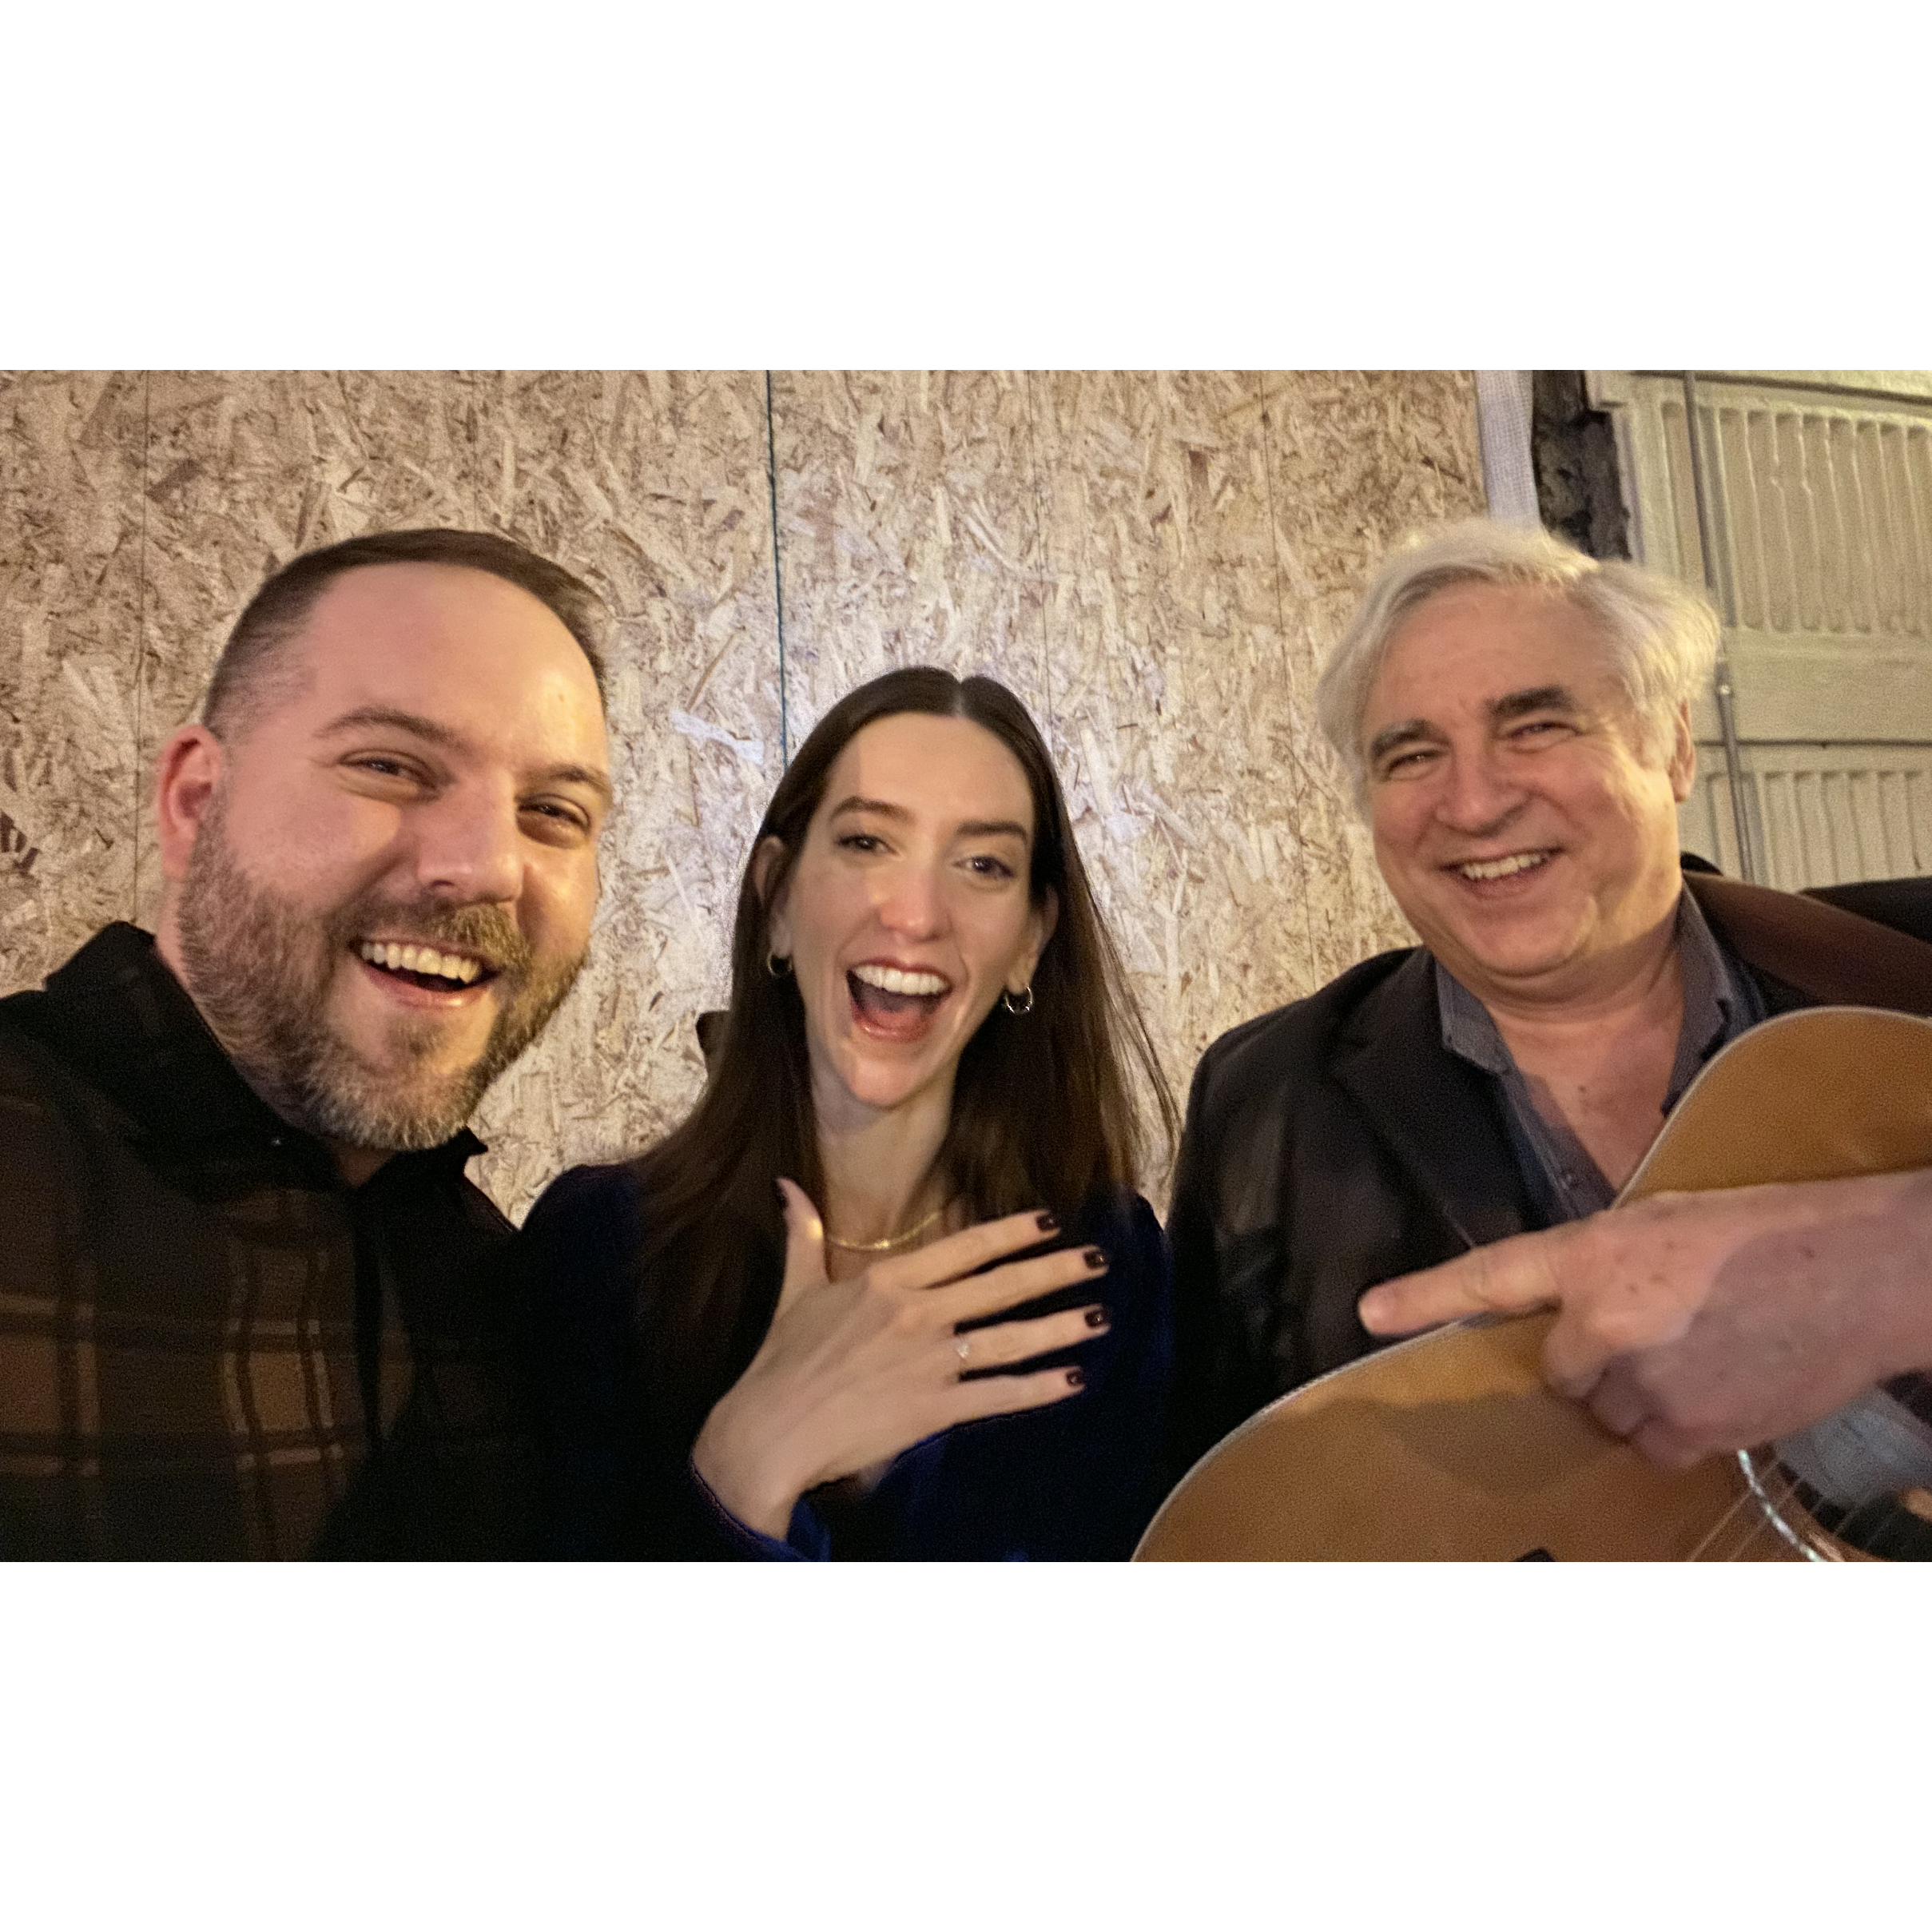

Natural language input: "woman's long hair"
[629,666,1177,1434]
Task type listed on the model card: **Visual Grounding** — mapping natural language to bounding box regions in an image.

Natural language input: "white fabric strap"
[1474,370,1540,525]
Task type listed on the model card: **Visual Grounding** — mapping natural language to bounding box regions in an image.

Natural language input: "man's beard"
[175,792,586,1153]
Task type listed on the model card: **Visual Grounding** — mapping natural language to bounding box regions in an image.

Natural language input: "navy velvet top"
[518,1165,1173,1560]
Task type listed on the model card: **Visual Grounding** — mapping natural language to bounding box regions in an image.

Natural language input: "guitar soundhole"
[1514,1547,1556,1560]
[1741,1384,1932,1561]
[1779,1470,1932,1562]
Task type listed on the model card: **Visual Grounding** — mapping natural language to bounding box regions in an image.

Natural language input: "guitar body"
[1137,1008,1932,1562]
[1133,1311,1788,1560]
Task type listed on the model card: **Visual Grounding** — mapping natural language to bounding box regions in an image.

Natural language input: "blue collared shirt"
[1434,889,1767,1225]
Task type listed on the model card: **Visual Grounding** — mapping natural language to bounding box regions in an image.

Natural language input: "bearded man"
[0,529,613,1557]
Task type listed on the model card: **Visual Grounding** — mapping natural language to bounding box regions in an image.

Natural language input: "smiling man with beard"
[0,529,612,1557]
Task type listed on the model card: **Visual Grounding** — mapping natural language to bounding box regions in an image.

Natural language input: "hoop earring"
[766,951,793,979]
[1001,984,1034,1016]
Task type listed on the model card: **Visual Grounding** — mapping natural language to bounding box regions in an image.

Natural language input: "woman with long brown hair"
[521,667,1177,1558]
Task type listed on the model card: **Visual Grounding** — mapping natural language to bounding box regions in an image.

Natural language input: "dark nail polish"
[1084,1306,1111,1329]
[1065,1367,1086,1389]
[1083,1246,1107,1270]
[1036,1211,1061,1232]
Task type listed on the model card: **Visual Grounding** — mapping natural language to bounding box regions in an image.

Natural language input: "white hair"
[1314,519,1719,810]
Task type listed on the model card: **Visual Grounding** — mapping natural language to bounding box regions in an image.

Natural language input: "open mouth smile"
[1449,849,1556,885]
[355,938,499,1000]
[846,961,953,1043]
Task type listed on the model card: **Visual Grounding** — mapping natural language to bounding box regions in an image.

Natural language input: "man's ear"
[750,836,793,956]
[1666,700,1696,804]
[1012,885,1059,992]
[154,725,225,885]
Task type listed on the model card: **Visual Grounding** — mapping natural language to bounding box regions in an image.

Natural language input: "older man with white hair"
[1164,519,1932,1481]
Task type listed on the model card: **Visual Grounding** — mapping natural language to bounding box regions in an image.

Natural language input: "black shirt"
[519,1163,1174,1560]
[0,924,538,1558]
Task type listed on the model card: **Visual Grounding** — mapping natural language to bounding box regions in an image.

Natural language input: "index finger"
[872,1208,1070,1292]
[1357,1222,1576,1336]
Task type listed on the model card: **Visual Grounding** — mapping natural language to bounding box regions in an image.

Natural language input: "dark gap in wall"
[1532,372,1628,559]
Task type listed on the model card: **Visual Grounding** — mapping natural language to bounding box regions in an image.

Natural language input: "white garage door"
[1589,370,1932,888]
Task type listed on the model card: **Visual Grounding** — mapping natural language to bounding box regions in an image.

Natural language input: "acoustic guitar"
[1135,1007,1932,1562]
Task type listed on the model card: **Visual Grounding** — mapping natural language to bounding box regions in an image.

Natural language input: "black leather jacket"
[1163,872,1932,1479]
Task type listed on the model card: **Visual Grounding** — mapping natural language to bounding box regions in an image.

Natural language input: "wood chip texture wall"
[0,372,1485,1218]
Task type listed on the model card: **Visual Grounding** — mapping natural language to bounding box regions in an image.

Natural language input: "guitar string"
[1817,1488,1918,1560]
[1733,1457,1878,1561]
[1690,1478,1760,1562]
[1728,1466,1808,1560]
[1690,1434,1911,1561]
[1846,1456,1932,1556]
[1690,1455,1815,1563]
[1725,1456,1919,1561]
[1728,1461,1819,1561]
[1686,1459,1784,1562]
[1725,1460,1803,1561]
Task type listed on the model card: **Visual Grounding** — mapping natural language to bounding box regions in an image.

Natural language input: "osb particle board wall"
[0,371,1485,1218]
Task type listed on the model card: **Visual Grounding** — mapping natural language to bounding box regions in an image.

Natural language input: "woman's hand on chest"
[690,1179,1112,1539]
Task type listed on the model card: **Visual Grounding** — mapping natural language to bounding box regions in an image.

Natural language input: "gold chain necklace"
[822,1200,952,1254]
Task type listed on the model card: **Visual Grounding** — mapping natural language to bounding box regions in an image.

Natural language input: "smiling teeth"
[852,964,949,996]
[1459,852,1549,881]
[358,940,483,984]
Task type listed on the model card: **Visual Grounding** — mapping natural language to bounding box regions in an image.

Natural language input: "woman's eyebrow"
[828,794,908,821]
[829,796,1029,842]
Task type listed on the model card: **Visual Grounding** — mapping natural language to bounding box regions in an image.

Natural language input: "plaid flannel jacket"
[0,925,539,1559]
